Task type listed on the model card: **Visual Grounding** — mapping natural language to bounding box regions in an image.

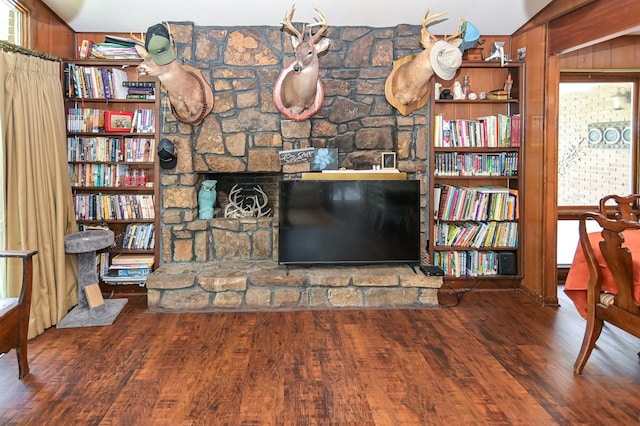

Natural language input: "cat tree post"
[57,230,128,328]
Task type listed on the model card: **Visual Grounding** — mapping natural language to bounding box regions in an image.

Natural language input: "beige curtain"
[0,49,78,338]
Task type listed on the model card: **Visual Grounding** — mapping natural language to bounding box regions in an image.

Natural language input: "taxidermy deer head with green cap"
[132,23,214,126]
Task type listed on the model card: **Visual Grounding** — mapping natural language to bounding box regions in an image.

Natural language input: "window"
[558,79,635,207]
[557,74,638,265]
[1,0,27,46]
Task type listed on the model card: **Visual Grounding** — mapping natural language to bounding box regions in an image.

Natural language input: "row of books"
[433,113,521,148]
[129,109,156,133]
[67,137,154,163]
[434,151,518,177]
[69,163,150,187]
[433,250,506,277]
[64,64,157,99]
[434,184,519,222]
[66,108,156,134]
[99,252,154,286]
[73,193,155,221]
[79,37,141,60]
[90,43,139,60]
[434,221,518,248]
[65,64,129,99]
[124,82,155,100]
[118,223,155,251]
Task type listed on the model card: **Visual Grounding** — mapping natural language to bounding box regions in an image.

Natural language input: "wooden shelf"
[64,58,160,291]
[429,61,525,282]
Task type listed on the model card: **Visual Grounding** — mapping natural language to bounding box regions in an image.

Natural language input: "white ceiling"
[41,0,554,35]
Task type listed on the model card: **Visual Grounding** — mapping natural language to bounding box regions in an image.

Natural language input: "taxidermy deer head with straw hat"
[385,8,464,116]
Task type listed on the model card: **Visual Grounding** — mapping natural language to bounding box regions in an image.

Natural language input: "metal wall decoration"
[586,122,631,148]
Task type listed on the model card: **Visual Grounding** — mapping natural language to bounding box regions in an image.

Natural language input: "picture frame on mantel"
[381,152,396,170]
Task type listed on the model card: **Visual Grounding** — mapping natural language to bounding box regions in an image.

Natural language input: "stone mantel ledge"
[146,261,443,312]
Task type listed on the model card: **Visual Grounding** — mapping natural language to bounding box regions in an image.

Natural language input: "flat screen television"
[278,179,421,265]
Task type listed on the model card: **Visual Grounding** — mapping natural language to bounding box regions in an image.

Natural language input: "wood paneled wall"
[549,0,640,54]
[21,0,74,57]
[512,0,640,306]
[558,36,640,69]
[511,25,558,305]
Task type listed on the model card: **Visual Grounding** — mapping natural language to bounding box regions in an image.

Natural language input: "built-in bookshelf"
[63,58,160,292]
[428,61,524,287]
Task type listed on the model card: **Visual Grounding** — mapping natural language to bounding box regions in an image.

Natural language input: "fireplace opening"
[198,172,280,219]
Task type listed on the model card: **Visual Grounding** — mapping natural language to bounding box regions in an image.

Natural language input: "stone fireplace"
[145,21,442,311]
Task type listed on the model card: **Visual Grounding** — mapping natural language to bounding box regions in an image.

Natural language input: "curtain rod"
[0,40,60,62]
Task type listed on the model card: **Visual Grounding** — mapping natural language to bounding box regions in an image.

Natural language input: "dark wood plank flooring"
[1,288,639,425]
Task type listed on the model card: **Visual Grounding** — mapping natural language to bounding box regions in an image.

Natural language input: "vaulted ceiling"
[41,0,554,35]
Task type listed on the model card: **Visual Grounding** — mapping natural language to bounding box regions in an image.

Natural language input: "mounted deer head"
[133,23,214,126]
[273,4,330,121]
[385,9,463,116]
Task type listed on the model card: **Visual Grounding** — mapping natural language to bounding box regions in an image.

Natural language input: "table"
[564,229,640,319]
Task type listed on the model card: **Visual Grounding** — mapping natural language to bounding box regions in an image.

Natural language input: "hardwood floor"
[1,288,639,425]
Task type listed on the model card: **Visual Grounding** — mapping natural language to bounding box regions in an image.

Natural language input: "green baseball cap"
[145,24,176,66]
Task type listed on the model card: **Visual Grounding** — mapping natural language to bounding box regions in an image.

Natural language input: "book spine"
[122,81,155,88]
[115,267,152,277]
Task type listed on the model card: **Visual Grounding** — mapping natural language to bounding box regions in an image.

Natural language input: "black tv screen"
[278,180,421,265]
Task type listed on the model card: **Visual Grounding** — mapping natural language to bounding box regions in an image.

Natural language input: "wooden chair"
[0,250,37,379]
[573,201,640,374]
[599,194,640,221]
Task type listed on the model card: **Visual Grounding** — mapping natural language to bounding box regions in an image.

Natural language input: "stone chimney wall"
[158,22,433,264]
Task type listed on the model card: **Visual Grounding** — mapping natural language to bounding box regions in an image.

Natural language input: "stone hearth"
[147,261,442,311]
[149,22,443,311]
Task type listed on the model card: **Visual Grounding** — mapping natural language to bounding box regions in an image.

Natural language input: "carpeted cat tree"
[57,230,128,328]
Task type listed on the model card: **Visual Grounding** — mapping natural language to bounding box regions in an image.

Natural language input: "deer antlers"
[223,185,271,219]
[129,32,145,45]
[418,10,447,48]
[281,4,328,45]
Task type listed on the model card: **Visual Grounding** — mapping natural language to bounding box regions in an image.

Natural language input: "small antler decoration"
[224,185,271,218]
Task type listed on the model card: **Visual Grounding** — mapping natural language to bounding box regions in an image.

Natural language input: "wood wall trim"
[513,0,594,36]
[548,0,640,54]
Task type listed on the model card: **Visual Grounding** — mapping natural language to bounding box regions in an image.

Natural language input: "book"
[79,39,95,59]
[104,35,142,47]
[108,265,152,277]
[433,185,442,219]
[497,114,511,147]
[101,68,112,99]
[507,189,519,220]
[101,271,147,284]
[510,114,521,147]
[122,81,155,88]
[126,87,155,94]
[110,68,129,99]
[126,94,153,100]
[111,253,154,267]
